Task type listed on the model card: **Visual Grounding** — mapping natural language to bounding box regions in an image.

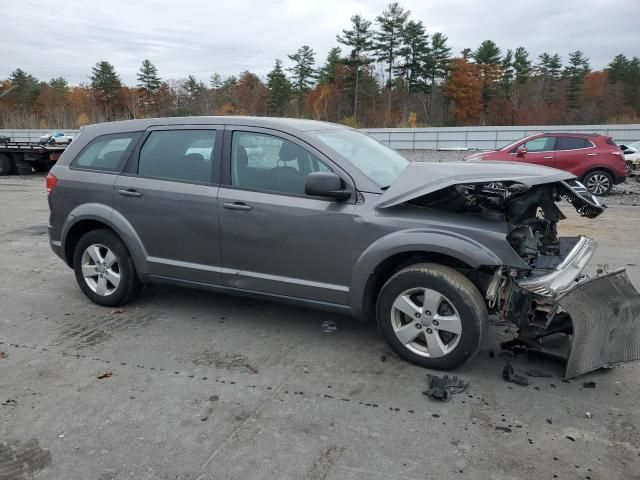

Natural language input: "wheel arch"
[349,230,510,321]
[61,205,148,274]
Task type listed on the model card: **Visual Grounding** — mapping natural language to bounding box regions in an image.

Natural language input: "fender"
[61,203,149,275]
[348,228,528,319]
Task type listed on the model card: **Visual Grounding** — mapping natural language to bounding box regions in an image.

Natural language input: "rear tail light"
[46,172,57,194]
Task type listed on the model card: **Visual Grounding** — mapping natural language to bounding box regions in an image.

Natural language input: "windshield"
[311,129,408,188]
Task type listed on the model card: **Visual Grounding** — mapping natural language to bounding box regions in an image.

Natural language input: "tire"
[13,159,33,175]
[582,169,613,196]
[48,137,56,145]
[32,162,52,173]
[73,229,141,307]
[0,153,13,176]
[376,263,488,370]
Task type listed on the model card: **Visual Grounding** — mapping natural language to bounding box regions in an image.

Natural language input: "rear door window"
[137,130,218,184]
[556,137,593,150]
[72,132,141,172]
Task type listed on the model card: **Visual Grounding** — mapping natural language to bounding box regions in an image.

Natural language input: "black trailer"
[0,141,68,175]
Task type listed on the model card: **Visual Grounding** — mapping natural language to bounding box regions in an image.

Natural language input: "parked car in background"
[0,134,11,143]
[39,132,74,145]
[45,116,640,378]
[464,132,627,195]
[620,142,640,177]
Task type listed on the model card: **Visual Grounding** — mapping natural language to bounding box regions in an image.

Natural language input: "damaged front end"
[480,180,640,377]
[377,162,640,377]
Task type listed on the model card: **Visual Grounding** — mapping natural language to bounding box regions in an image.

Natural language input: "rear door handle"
[118,189,142,197]
[223,202,252,211]
[586,153,597,156]
[543,156,553,159]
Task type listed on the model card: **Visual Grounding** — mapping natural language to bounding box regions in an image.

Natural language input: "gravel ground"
[1,174,640,479]
[399,149,640,205]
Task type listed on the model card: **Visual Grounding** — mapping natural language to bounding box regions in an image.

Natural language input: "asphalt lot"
[1,173,640,480]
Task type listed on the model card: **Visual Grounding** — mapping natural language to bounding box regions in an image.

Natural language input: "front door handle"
[543,156,553,159]
[223,202,252,211]
[586,153,597,156]
[118,189,142,197]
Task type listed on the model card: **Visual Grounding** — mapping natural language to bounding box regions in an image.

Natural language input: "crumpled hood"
[377,161,575,208]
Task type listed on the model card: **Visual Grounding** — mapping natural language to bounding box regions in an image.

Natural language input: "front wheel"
[583,170,613,196]
[73,229,141,307]
[376,263,487,370]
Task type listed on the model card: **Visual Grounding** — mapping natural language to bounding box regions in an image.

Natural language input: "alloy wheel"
[390,287,462,358]
[80,244,120,296]
[586,174,610,195]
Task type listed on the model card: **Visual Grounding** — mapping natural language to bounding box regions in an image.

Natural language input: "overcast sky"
[2,0,638,85]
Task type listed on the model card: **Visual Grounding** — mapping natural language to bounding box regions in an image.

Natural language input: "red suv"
[464,133,626,195]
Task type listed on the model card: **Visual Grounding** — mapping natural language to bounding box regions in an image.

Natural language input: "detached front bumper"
[511,236,640,378]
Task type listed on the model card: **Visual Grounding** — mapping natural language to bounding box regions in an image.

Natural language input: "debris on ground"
[97,372,112,379]
[321,320,337,333]
[0,351,7,359]
[566,435,576,441]
[546,418,553,424]
[585,412,593,419]
[380,355,386,362]
[110,309,125,314]
[502,363,530,386]
[423,374,469,402]
[526,369,552,378]
[489,349,495,358]
[583,381,596,389]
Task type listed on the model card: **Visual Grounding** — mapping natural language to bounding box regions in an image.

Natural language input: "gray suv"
[47,117,640,377]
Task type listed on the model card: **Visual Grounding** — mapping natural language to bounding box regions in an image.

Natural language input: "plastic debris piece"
[526,369,552,378]
[585,412,593,419]
[97,372,112,379]
[583,381,596,389]
[321,320,337,333]
[423,374,469,402]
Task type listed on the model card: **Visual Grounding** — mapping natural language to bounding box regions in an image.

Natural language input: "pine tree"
[472,40,502,124]
[423,32,452,122]
[9,68,40,107]
[396,20,429,94]
[317,47,343,85]
[267,59,291,116]
[137,59,161,95]
[49,77,69,92]
[511,47,531,123]
[375,1,410,111]
[287,45,317,113]
[563,50,590,111]
[90,61,122,119]
[337,14,375,119]
[607,54,629,84]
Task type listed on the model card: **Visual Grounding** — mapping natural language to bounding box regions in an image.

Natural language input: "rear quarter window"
[71,132,142,172]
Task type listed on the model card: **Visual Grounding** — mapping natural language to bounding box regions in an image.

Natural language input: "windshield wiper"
[381,185,391,191]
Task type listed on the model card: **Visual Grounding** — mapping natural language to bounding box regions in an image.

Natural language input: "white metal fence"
[3,124,640,150]
[361,124,640,150]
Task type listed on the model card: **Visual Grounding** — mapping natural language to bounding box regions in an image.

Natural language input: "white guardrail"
[2,124,639,150]
[361,124,640,150]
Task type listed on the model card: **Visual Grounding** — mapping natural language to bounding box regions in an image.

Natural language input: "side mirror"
[305,172,350,201]
[516,146,527,157]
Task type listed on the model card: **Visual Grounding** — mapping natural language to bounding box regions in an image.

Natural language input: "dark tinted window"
[231,131,330,195]
[72,132,141,171]
[138,130,217,183]
[556,137,592,150]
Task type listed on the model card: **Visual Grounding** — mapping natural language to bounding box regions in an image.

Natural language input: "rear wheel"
[583,170,613,196]
[376,263,487,370]
[73,229,141,307]
[0,153,13,176]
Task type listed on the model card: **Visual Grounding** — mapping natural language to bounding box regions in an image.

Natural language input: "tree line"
[1,2,639,129]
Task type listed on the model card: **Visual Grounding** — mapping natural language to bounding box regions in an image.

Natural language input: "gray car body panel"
[377,161,576,208]
[48,116,556,320]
